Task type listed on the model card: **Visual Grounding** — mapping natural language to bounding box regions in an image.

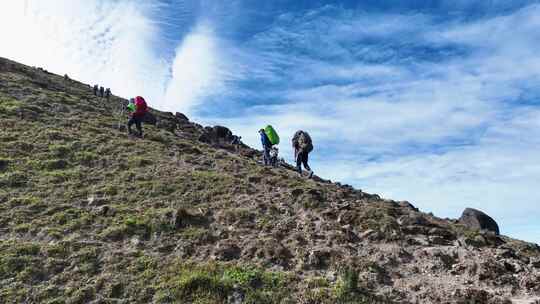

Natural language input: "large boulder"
[199,125,234,145]
[213,125,233,140]
[459,208,500,235]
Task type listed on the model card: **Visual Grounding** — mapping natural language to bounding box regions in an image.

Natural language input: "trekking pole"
[112,99,119,130]
[116,99,125,131]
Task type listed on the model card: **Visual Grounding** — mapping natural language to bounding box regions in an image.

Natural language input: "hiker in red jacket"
[127,96,148,138]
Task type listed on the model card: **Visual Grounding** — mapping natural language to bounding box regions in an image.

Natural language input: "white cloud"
[164,21,228,113]
[0,0,223,115]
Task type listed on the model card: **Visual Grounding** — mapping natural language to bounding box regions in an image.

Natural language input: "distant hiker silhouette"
[93,85,98,96]
[105,88,111,100]
[230,135,241,145]
[127,96,148,138]
[292,130,314,178]
[99,86,105,98]
[229,135,242,152]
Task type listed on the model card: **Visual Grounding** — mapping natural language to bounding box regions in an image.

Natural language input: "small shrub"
[45,243,70,258]
[49,144,72,158]
[224,208,253,225]
[134,255,158,273]
[76,151,98,166]
[8,195,39,207]
[152,182,176,196]
[341,268,359,294]
[99,225,128,241]
[128,156,153,167]
[14,243,41,256]
[101,184,118,196]
[16,262,47,283]
[180,227,212,242]
[46,130,69,141]
[72,247,101,275]
[43,227,64,239]
[306,276,330,289]
[0,172,28,187]
[100,218,151,241]
[0,242,44,283]
[45,170,79,183]
[0,158,10,171]
[66,285,95,304]
[333,268,359,301]
[124,217,151,236]
[147,131,172,144]
[43,159,69,171]
[176,271,230,299]
[14,223,33,234]
[223,266,263,287]
[0,98,22,114]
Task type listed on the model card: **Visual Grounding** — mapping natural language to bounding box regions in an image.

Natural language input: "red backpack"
[133,96,148,117]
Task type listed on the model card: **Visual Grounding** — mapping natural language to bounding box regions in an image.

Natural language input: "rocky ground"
[1,56,540,303]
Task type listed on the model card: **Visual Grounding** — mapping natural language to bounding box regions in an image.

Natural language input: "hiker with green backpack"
[259,125,280,166]
[127,96,148,138]
[292,130,314,178]
[127,98,136,113]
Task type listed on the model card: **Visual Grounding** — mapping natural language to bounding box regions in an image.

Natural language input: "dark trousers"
[262,146,271,165]
[296,150,311,173]
[128,116,143,136]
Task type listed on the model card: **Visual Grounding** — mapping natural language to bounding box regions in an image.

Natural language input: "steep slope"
[1,57,540,304]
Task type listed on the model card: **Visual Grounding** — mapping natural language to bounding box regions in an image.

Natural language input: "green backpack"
[264,125,280,145]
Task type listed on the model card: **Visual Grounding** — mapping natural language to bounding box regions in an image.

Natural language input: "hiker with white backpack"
[269,146,279,167]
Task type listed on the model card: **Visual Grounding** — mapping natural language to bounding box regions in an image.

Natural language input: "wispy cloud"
[0,0,226,115]
[202,3,540,243]
[164,21,222,113]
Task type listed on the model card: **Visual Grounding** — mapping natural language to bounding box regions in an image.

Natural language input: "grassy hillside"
[1,57,540,304]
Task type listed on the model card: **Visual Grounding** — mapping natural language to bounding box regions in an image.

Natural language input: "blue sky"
[1,0,540,244]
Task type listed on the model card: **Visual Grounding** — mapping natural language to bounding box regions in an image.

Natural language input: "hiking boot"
[308,171,314,179]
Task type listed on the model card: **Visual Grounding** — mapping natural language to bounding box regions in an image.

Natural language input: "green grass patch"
[100,215,164,241]
[42,159,70,171]
[155,262,291,304]
[0,241,46,283]
[180,227,212,242]
[0,172,28,187]
[8,195,39,207]
[0,97,22,114]
[128,156,153,167]
[49,144,73,158]
[75,151,98,165]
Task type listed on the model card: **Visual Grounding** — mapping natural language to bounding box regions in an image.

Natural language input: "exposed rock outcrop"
[459,208,500,235]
